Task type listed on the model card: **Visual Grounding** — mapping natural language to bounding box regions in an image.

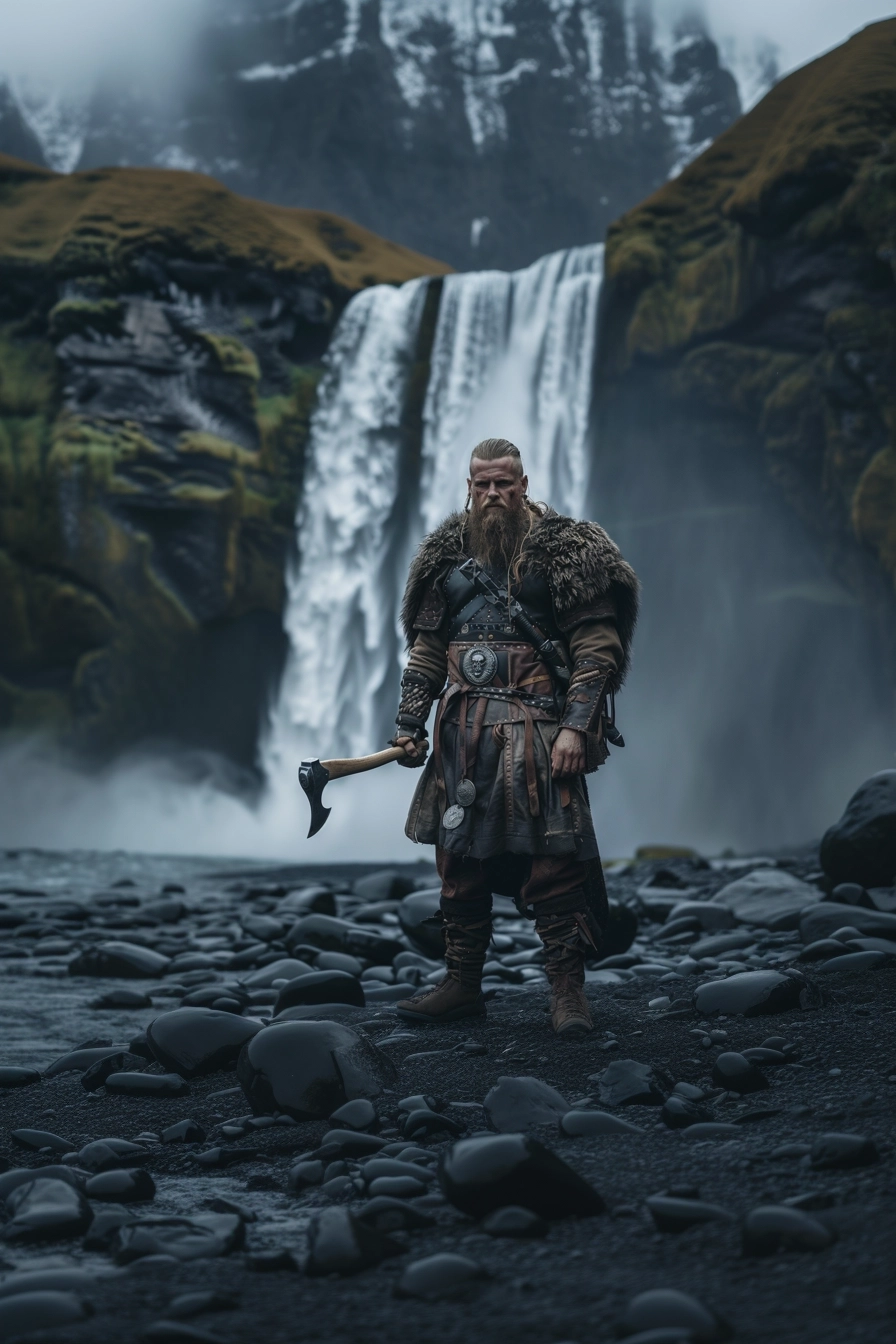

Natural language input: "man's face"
[467,456,528,514]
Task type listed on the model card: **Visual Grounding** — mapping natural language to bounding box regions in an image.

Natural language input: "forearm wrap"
[394,669,436,741]
[560,658,612,734]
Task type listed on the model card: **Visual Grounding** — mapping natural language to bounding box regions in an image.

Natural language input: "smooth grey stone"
[0,1066,41,1088]
[285,914,402,965]
[353,869,421,902]
[84,1209,139,1250]
[821,770,896,888]
[4,1177,93,1241]
[85,1169,156,1202]
[0,1291,93,1336]
[112,1213,245,1263]
[164,1290,239,1319]
[711,1052,769,1094]
[237,1020,396,1120]
[846,936,896,953]
[11,1128,72,1153]
[798,938,849,961]
[78,1138,148,1172]
[305,1206,401,1276]
[241,958,313,988]
[355,1196,436,1232]
[69,941,171,977]
[315,952,365,976]
[709,869,820,930]
[679,1123,742,1139]
[597,1059,665,1107]
[561,1110,644,1136]
[287,1160,325,1191]
[482,1204,548,1237]
[0,1267,113,1298]
[45,1045,128,1077]
[105,1072,190,1097]
[274,970,365,1013]
[689,931,756,959]
[367,1175,427,1198]
[0,1166,87,1200]
[620,1288,729,1341]
[694,970,804,1016]
[742,1204,835,1254]
[809,1132,880,1169]
[397,889,444,958]
[396,1252,487,1300]
[800,903,896,945]
[661,1096,712,1129]
[439,1133,604,1219]
[361,1158,435,1183]
[329,1098,378,1131]
[161,1119,206,1144]
[646,1195,735,1233]
[816,950,887,973]
[741,1048,786,1064]
[146,1008,261,1078]
[274,1003,369,1023]
[484,1075,569,1131]
[668,901,735,931]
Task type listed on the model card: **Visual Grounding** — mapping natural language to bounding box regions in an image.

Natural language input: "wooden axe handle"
[321,742,428,780]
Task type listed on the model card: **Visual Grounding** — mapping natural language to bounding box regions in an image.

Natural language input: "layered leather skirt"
[405,641,599,861]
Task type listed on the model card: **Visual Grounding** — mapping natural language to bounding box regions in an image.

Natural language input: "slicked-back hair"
[469,437,524,477]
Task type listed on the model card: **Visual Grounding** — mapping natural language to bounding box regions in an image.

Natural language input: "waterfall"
[270,245,604,767]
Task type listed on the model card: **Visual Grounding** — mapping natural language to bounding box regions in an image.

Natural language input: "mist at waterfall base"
[0,245,891,862]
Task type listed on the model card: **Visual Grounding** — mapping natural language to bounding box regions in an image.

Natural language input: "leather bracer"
[560,658,612,734]
[392,669,436,743]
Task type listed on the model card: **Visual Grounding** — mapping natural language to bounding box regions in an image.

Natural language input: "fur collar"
[401,507,640,685]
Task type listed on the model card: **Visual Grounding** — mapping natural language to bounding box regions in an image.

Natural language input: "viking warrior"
[391,437,639,1037]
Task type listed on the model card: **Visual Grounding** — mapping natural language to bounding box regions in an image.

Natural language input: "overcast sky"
[0,1,893,92]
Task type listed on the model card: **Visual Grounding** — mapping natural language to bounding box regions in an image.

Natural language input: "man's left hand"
[551,727,586,778]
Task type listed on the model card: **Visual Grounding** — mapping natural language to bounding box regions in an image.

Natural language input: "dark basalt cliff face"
[596,19,896,687]
[0,0,744,271]
[0,155,447,769]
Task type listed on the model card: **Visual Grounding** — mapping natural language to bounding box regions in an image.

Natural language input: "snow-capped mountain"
[1,0,757,268]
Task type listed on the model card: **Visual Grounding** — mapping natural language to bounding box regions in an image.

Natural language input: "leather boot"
[396,908,490,1024]
[537,911,594,1038]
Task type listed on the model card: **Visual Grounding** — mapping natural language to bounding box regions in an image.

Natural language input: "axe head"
[298,758,331,837]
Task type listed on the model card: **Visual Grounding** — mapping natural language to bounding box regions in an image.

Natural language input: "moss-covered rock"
[598,19,896,673]
[0,155,449,767]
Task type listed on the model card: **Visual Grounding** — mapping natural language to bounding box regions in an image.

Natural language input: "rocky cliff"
[596,18,896,686]
[0,0,746,271]
[0,155,447,770]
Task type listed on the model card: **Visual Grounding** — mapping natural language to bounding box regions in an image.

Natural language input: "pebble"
[689,931,756,959]
[105,1072,190,1097]
[355,1196,436,1232]
[241,958,313,987]
[367,1175,427,1198]
[620,1288,730,1342]
[482,1204,549,1237]
[483,1075,569,1131]
[69,941,171,977]
[816,950,887,973]
[161,1119,206,1144]
[361,1158,436,1184]
[596,1059,665,1107]
[91,989,154,1009]
[45,1045,128,1076]
[112,1213,245,1263]
[0,1291,93,1336]
[141,1322,228,1343]
[397,890,445,959]
[439,1133,604,1218]
[164,1290,239,1319]
[0,1165,85,1200]
[78,1137,148,1172]
[645,1195,735,1233]
[304,1206,401,1276]
[236,1020,395,1120]
[11,1127,72,1153]
[809,1132,880,1169]
[560,1110,645,1136]
[679,1123,742,1140]
[3,1176,93,1241]
[146,1009,262,1078]
[661,1096,712,1129]
[274,969,365,1013]
[711,1052,770,1094]
[0,1066,41,1088]
[329,1098,378,1131]
[395,1252,488,1300]
[85,1168,157,1202]
[742,1204,835,1255]
[694,971,804,1017]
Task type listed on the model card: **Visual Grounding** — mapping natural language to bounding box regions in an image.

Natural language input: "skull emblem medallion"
[462,645,498,686]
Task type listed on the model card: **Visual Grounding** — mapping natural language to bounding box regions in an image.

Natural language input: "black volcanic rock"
[0,1290,93,1337]
[694,971,805,1017]
[742,1205,835,1255]
[711,1052,770,1094]
[85,1169,157,1203]
[821,772,896,888]
[112,1213,245,1264]
[397,890,444,959]
[236,1020,395,1120]
[146,1009,262,1078]
[68,942,170,977]
[809,1132,880,1170]
[483,1076,569,1131]
[105,1072,190,1098]
[396,1252,488,1301]
[274,970,365,1013]
[0,1067,41,1089]
[597,1060,665,1107]
[284,915,402,965]
[619,1288,730,1341]
[439,1134,604,1219]
[3,1177,93,1242]
[305,1207,401,1277]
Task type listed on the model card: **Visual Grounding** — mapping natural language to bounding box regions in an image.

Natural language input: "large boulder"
[236,1020,396,1120]
[709,869,821,931]
[820,772,896,889]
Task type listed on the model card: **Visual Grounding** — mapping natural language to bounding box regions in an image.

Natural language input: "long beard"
[467,500,530,570]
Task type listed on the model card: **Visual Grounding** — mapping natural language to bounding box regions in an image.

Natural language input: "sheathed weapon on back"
[456,557,570,688]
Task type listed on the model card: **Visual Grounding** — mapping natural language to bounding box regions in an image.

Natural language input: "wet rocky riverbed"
[0,806,895,1344]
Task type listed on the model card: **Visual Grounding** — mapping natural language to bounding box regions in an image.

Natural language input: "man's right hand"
[393,735,429,768]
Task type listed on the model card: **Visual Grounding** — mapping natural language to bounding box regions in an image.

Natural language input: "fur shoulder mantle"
[401,508,640,684]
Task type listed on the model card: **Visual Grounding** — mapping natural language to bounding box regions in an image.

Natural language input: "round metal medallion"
[462,644,498,686]
[442,804,465,831]
[456,778,477,807]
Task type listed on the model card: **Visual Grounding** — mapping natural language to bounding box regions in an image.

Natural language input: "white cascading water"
[269,244,604,772]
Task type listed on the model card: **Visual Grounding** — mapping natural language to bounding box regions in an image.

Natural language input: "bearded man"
[391,437,639,1037]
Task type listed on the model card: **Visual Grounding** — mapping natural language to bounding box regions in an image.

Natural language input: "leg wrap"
[439,895,492,991]
[535,890,600,978]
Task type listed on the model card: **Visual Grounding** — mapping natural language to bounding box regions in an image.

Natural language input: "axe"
[298,742,428,837]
